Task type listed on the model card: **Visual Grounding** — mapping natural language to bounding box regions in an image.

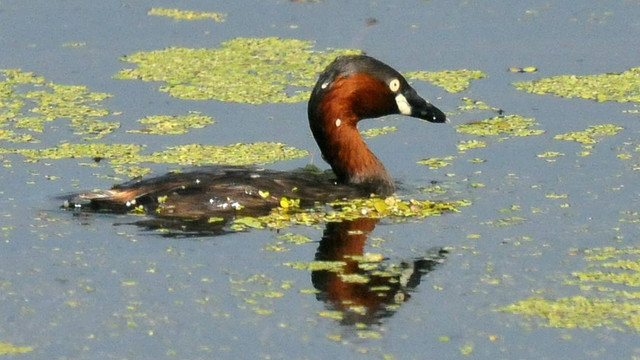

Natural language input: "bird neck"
[309,105,395,196]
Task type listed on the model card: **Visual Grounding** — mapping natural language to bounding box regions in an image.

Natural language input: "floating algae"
[514,67,640,103]
[115,37,360,104]
[10,142,308,167]
[457,139,487,152]
[0,342,33,355]
[405,70,486,93]
[143,142,308,166]
[502,246,640,333]
[456,115,544,137]
[360,126,398,138]
[417,156,454,169]
[554,124,623,145]
[229,196,469,232]
[128,112,214,135]
[0,69,117,141]
[148,7,227,22]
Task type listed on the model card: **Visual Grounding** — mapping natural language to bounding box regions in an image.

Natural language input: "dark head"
[308,55,447,125]
[307,55,447,195]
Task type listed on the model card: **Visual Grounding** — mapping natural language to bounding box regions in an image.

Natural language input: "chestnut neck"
[309,75,396,196]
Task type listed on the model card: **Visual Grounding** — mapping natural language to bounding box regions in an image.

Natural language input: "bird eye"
[389,78,401,92]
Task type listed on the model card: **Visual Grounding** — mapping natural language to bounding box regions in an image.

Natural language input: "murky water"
[1,1,640,359]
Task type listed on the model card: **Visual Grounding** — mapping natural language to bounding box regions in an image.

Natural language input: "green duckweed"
[545,193,568,199]
[537,151,565,158]
[0,69,117,141]
[417,156,454,169]
[456,115,544,137]
[278,233,313,245]
[457,97,501,112]
[457,140,487,152]
[405,70,486,93]
[285,261,346,272]
[15,143,143,164]
[148,7,227,22]
[503,296,640,332]
[228,196,468,232]
[503,246,640,333]
[514,67,640,102]
[360,126,398,138]
[115,37,360,104]
[128,112,214,135]
[0,342,34,355]
[484,216,527,227]
[554,124,623,145]
[318,311,344,321]
[7,142,308,173]
[420,184,448,194]
[143,142,308,166]
[508,66,537,73]
[0,129,36,143]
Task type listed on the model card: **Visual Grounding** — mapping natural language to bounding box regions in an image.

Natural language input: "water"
[1,0,639,359]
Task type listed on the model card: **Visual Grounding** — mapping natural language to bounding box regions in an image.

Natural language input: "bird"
[67,55,447,220]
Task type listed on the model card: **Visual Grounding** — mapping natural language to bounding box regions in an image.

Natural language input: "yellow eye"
[389,78,401,92]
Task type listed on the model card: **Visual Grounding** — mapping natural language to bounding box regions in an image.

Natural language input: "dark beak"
[403,88,448,123]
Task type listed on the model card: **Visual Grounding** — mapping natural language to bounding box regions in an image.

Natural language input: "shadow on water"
[68,196,447,327]
[312,218,447,326]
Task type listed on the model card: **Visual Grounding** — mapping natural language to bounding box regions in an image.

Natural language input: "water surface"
[1,1,639,359]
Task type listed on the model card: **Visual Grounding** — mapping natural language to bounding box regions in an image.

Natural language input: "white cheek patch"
[395,94,412,115]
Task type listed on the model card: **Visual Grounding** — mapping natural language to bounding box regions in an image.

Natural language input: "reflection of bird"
[68,55,447,218]
[312,218,448,325]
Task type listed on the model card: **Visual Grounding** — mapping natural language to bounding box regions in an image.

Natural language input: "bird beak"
[396,87,448,123]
